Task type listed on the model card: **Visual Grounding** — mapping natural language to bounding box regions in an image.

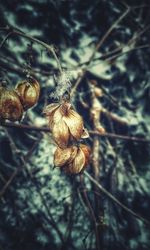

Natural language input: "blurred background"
[0,0,150,249]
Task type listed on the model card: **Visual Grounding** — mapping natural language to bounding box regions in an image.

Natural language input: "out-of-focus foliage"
[0,0,150,249]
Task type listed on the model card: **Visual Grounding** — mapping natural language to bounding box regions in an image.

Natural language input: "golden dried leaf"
[67,148,85,174]
[43,103,60,130]
[43,103,59,116]
[52,120,70,148]
[54,147,72,167]
[54,145,78,167]
[80,144,91,166]
[63,109,84,140]
[52,108,63,125]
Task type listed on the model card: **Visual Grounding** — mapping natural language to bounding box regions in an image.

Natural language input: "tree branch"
[1,122,150,143]
[70,7,130,97]
[1,25,63,74]
[84,171,150,226]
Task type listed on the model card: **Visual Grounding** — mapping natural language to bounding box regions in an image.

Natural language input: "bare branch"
[1,122,150,143]
[70,7,131,97]
[0,25,63,74]
[0,31,13,48]
[84,171,150,226]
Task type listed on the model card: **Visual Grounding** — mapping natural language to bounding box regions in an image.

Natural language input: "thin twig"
[0,135,42,198]
[84,171,150,226]
[89,130,150,143]
[33,179,65,243]
[0,132,65,243]
[99,24,150,63]
[103,44,150,64]
[79,175,99,244]
[70,7,130,97]
[88,8,130,63]
[0,168,18,197]
[0,26,63,74]
[0,31,13,48]
[1,122,150,143]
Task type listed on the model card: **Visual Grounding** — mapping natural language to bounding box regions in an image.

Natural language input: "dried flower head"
[44,101,86,148]
[54,144,91,174]
[15,77,40,110]
[0,87,23,121]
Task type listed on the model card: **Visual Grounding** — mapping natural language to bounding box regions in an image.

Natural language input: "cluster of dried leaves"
[44,97,91,174]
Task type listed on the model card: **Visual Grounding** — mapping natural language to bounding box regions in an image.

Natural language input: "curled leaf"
[54,146,77,167]
[67,148,85,174]
[52,120,69,148]
[63,109,84,140]
[54,144,91,174]
[43,103,59,116]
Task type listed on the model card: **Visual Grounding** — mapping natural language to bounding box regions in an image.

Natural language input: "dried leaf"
[54,145,78,167]
[48,106,62,131]
[43,103,59,116]
[63,109,84,140]
[54,147,72,167]
[52,120,69,148]
[68,148,85,174]
[80,144,91,166]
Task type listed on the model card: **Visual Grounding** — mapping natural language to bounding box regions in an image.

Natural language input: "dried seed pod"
[54,144,91,174]
[44,101,86,148]
[54,145,78,167]
[15,77,40,110]
[0,87,23,121]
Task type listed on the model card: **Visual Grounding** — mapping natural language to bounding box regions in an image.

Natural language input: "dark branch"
[1,122,150,143]
[84,171,150,226]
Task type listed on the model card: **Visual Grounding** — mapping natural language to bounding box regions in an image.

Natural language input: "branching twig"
[0,134,42,198]
[78,175,99,247]
[70,7,130,97]
[89,130,150,143]
[0,31,13,48]
[80,23,150,67]
[84,171,150,226]
[1,122,150,143]
[0,25,63,74]
[103,44,150,65]
[0,132,65,243]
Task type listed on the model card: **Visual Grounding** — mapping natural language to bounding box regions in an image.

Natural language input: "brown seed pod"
[0,87,23,121]
[15,77,40,110]
[43,101,86,148]
[54,144,91,174]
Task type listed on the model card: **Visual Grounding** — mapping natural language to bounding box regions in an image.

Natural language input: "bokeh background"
[0,0,150,249]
